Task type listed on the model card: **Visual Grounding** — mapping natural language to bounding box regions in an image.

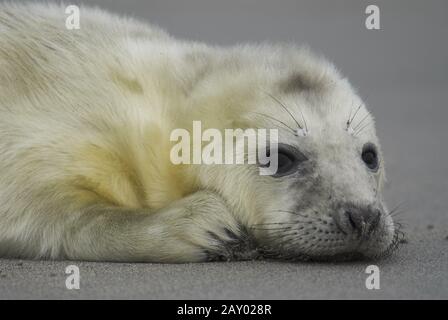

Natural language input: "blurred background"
[1,0,447,299]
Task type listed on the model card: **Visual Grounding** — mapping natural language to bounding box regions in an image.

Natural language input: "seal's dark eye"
[362,143,379,171]
[277,151,295,174]
[267,143,308,177]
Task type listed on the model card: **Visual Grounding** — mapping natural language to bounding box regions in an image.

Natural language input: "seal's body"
[0,3,397,262]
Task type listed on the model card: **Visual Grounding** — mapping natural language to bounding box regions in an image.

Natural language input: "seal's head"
[191,44,399,261]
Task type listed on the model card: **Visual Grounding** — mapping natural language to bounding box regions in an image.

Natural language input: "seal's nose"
[334,204,382,238]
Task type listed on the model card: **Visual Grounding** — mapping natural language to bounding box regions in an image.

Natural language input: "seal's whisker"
[395,221,408,229]
[389,220,407,231]
[261,246,313,262]
[371,225,404,260]
[263,226,317,236]
[352,113,370,132]
[253,112,297,135]
[346,102,354,128]
[264,232,299,241]
[250,226,291,231]
[251,222,296,226]
[300,110,308,133]
[263,227,326,248]
[390,210,407,219]
[385,202,406,219]
[264,91,303,130]
[348,104,362,127]
[353,120,372,136]
[280,239,319,256]
[294,102,309,134]
[391,228,405,251]
[268,238,321,261]
[268,209,310,219]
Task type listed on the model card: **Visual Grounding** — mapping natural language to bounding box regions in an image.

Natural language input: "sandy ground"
[0,0,447,299]
[0,231,446,299]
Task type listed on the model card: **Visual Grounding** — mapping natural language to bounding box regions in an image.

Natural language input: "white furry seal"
[0,3,399,262]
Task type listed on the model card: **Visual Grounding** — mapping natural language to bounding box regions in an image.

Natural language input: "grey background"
[0,0,447,299]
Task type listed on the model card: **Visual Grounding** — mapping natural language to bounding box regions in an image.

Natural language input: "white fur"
[0,3,394,262]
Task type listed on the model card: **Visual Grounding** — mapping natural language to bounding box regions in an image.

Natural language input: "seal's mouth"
[205,222,403,263]
[258,243,396,263]
[260,223,404,262]
[260,222,404,262]
[256,201,402,262]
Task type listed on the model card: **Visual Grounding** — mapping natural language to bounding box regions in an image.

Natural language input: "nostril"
[368,210,382,234]
[345,211,358,231]
[341,207,382,237]
[333,206,381,237]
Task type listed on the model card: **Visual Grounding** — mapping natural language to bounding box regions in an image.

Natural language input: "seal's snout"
[333,203,382,238]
